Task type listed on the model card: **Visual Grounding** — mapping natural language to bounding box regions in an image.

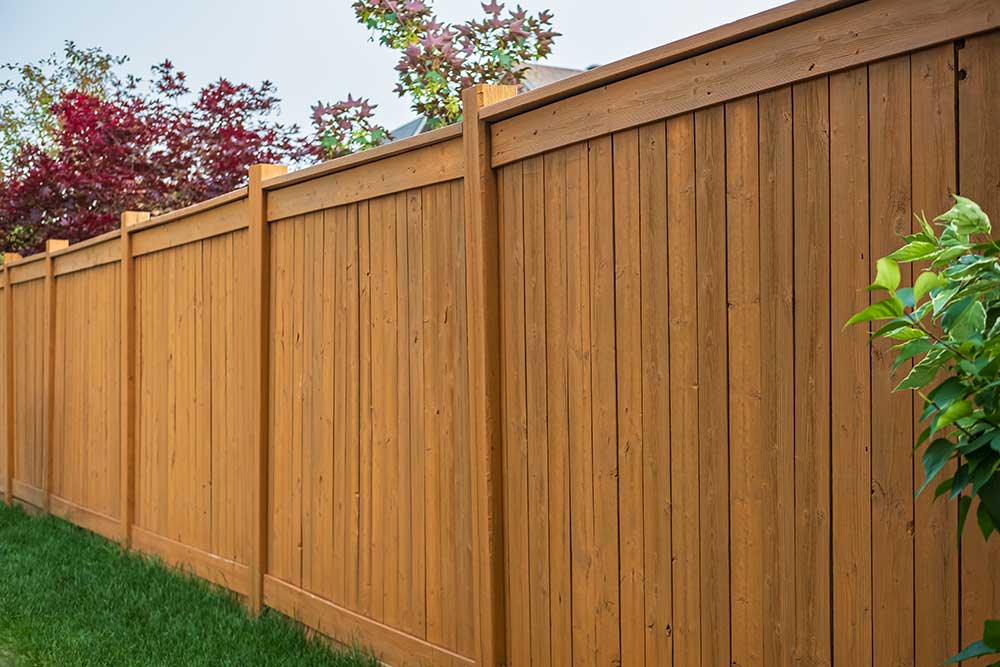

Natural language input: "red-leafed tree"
[0,45,305,254]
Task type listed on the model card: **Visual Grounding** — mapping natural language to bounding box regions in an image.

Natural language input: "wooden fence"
[1,0,999,664]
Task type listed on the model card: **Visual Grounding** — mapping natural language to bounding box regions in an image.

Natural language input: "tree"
[847,195,1000,664]
[309,0,559,160]
[0,44,306,254]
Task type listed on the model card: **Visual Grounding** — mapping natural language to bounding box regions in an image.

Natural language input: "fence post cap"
[45,239,69,253]
[120,211,150,228]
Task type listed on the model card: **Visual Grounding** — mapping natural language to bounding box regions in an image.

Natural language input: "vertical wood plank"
[911,42,960,667]
[958,30,1000,652]
[694,105,730,667]
[44,238,69,514]
[613,128,643,667]
[500,160,530,666]
[461,83,517,667]
[792,76,832,667]
[869,56,915,667]
[829,66,873,667]
[248,163,288,613]
[3,253,19,506]
[591,133,622,667]
[726,96,762,667]
[758,86,796,667]
[638,120,671,667]
[666,113,700,667]
[543,146,573,667]
[567,140,596,667]
[121,211,150,546]
[522,154,553,667]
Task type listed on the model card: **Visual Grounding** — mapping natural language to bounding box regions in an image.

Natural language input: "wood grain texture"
[958,30,1000,656]
[489,0,999,165]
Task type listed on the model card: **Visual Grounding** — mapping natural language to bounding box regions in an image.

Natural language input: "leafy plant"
[0,45,306,254]
[847,195,1000,664]
[309,0,559,159]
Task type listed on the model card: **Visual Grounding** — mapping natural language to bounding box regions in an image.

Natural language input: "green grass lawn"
[0,503,377,666]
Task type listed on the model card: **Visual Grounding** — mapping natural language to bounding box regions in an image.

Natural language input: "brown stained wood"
[248,163,288,613]
[958,29,1000,650]
[869,56,915,667]
[264,124,463,191]
[694,106,730,667]
[725,96,762,667]
[543,146,573,667]
[43,239,69,513]
[757,87,795,667]
[131,199,247,257]
[612,129,643,667]
[480,0,861,122]
[263,576,475,667]
[3,253,20,506]
[461,83,516,667]
[489,0,999,166]
[521,154,552,667]
[565,141,596,667]
[666,114,700,667]
[52,238,120,277]
[910,43,960,667]
[268,139,463,222]
[590,133,621,667]
[121,212,150,547]
[499,159,530,667]
[828,66,872,667]
[792,77,832,667]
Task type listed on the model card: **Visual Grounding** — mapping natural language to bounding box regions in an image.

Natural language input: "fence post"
[462,83,516,667]
[3,253,20,506]
[248,163,287,613]
[43,238,68,514]
[120,211,150,546]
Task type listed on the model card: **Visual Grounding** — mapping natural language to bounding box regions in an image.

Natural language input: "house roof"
[389,63,584,140]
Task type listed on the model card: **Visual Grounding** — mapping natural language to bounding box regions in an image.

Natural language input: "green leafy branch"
[847,195,1000,665]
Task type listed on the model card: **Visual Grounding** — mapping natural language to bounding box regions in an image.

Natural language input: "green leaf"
[985,620,1000,651]
[886,327,927,341]
[892,338,932,372]
[951,464,970,499]
[917,438,955,496]
[844,297,904,329]
[937,194,992,237]
[947,640,996,663]
[935,477,954,499]
[922,377,968,420]
[951,300,987,339]
[869,257,901,293]
[977,500,996,540]
[887,240,938,262]
[935,399,972,432]
[915,211,937,241]
[895,348,949,392]
[913,271,946,303]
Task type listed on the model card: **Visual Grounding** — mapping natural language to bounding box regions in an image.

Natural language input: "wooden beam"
[489,0,1000,166]
[248,163,288,613]
[461,83,516,667]
[120,211,150,547]
[43,238,68,514]
[3,252,20,506]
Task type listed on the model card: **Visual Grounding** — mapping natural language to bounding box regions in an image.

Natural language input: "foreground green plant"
[847,195,1000,664]
[0,503,376,666]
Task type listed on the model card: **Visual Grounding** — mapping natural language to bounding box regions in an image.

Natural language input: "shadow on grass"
[0,503,378,667]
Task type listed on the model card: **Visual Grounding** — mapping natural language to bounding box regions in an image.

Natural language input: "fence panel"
[131,195,254,593]
[9,262,46,506]
[492,31,997,667]
[0,3,997,666]
[262,131,476,667]
[50,238,122,539]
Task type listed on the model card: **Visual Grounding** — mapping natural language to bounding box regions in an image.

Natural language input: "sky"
[0,0,787,134]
